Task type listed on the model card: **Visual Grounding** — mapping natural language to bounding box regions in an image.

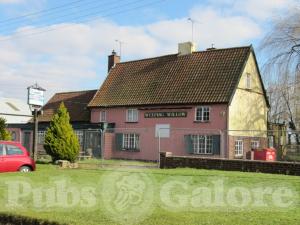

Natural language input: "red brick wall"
[103,132,115,159]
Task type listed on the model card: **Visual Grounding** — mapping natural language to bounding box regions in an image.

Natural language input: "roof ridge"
[116,45,252,65]
[54,89,97,95]
[196,45,252,53]
[117,53,178,64]
[0,97,26,101]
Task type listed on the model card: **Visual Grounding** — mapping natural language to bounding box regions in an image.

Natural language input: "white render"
[0,97,32,124]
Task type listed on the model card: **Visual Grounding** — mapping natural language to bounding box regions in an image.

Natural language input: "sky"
[0,0,296,101]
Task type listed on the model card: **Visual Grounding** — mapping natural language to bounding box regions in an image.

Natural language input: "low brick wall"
[160,152,300,176]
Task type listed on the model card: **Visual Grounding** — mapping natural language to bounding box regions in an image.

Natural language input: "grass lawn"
[0,164,300,225]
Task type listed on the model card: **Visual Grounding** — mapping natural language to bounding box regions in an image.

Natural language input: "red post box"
[254,148,276,161]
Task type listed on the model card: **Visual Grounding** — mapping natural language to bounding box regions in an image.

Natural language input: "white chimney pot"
[178,42,196,56]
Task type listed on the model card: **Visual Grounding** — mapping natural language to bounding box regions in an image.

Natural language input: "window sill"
[234,155,243,159]
[192,153,213,155]
[121,149,140,152]
[193,121,210,123]
[125,121,139,123]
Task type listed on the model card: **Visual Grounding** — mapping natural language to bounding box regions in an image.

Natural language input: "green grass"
[0,164,300,225]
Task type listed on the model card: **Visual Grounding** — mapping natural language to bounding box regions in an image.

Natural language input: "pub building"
[88,42,270,161]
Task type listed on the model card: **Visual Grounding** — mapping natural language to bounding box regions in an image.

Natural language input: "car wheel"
[19,166,32,172]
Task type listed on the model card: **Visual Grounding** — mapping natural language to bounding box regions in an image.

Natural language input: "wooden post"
[32,109,38,161]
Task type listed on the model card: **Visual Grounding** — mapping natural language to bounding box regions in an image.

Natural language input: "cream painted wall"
[228,52,268,137]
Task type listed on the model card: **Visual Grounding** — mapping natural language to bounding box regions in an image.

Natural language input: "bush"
[0,212,65,225]
[44,102,80,162]
[0,117,11,141]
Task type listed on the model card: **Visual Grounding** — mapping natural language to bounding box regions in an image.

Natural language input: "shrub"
[0,117,11,141]
[44,102,80,162]
[0,212,65,225]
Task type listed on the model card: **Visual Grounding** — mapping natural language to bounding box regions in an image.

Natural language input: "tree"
[260,8,300,80]
[44,102,80,162]
[260,7,300,144]
[0,117,11,141]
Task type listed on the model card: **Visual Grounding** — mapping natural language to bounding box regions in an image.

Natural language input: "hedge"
[0,213,66,225]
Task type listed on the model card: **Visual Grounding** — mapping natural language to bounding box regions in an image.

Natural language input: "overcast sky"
[0,0,295,101]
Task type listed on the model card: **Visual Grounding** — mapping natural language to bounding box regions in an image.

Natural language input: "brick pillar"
[103,132,115,159]
[159,152,166,169]
[159,152,172,168]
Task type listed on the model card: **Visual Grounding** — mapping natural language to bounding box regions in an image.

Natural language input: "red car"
[0,141,35,173]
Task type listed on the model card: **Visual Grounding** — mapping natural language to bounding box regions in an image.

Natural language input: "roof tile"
[39,90,97,122]
[88,46,251,107]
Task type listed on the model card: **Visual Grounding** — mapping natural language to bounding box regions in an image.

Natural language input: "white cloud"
[147,7,261,50]
[208,0,295,20]
[0,1,294,101]
[234,0,293,20]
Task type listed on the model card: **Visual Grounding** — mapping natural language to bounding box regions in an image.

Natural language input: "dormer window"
[246,73,251,89]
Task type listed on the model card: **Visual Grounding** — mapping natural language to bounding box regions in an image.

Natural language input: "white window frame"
[192,135,213,154]
[235,140,243,157]
[100,111,107,122]
[195,106,210,122]
[122,133,139,150]
[126,109,138,122]
[246,73,251,89]
[251,140,260,150]
[38,131,45,144]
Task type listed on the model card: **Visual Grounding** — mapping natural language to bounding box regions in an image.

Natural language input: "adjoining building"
[8,90,103,158]
[88,42,270,161]
[0,97,32,124]
[1,97,32,144]
[36,89,102,157]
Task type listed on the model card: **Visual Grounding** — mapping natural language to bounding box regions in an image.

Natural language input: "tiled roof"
[39,90,97,122]
[88,46,253,107]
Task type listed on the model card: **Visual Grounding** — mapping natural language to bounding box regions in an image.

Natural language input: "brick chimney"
[108,50,120,72]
